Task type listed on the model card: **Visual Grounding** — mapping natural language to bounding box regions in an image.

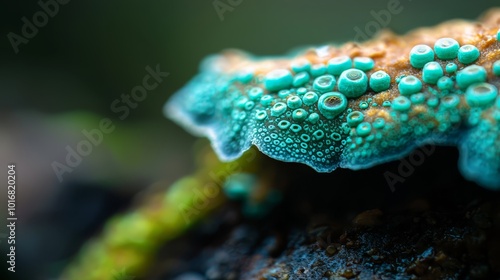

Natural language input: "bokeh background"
[0,0,499,279]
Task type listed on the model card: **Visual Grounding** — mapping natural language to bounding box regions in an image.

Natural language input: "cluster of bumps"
[167,13,500,190]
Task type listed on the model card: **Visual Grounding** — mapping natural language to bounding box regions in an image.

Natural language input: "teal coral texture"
[166,21,500,190]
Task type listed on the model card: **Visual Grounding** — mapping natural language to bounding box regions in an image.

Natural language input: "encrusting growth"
[167,9,500,189]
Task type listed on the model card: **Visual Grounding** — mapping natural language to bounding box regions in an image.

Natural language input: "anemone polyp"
[327,56,352,75]
[290,58,311,73]
[369,70,391,92]
[353,57,375,71]
[465,83,498,107]
[422,62,444,84]
[338,69,368,98]
[493,60,500,76]
[264,69,293,91]
[458,45,480,64]
[441,94,460,109]
[445,63,458,73]
[437,77,453,91]
[292,72,310,87]
[287,95,303,109]
[310,64,327,77]
[292,108,308,122]
[302,91,319,106]
[271,102,287,117]
[317,92,348,119]
[398,75,422,95]
[391,96,411,111]
[409,44,434,68]
[410,92,426,104]
[313,74,336,93]
[456,65,487,89]
[356,122,372,137]
[248,87,264,101]
[434,38,460,60]
[346,111,364,127]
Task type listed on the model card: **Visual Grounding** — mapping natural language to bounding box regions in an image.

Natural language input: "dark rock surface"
[153,147,500,280]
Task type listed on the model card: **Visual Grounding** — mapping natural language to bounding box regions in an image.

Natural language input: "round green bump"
[287,95,303,109]
[278,90,291,99]
[458,45,480,64]
[297,87,307,95]
[313,130,325,140]
[255,110,267,121]
[369,70,391,92]
[346,111,364,127]
[310,64,326,77]
[244,101,255,110]
[434,38,460,60]
[373,118,385,129]
[437,76,454,90]
[338,69,368,98]
[327,56,352,75]
[398,75,422,95]
[291,58,311,73]
[292,72,310,87]
[278,120,291,130]
[292,108,308,122]
[391,96,411,111]
[271,102,287,117]
[260,95,273,107]
[356,122,372,137]
[445,63,457,73]
[492,60,500,76]
[422,62,443,84]
[248,87,263,101]
[410,92,426,104]
[264,69,293,91]
[441,94,460,109]
[303,91,319,106]
[456,65,487,89]
[290,124,302,133]
[427,97,439,107]
[313,74,336,93]
[235,97,248,109]
[465,83,498,107]
[359,101,369,109]
[382,100,391,107]
[317,92,348,119]
[409,44,435,68]
[497,29,500,41]
[353,57,375,71]
[307,112,319,124]
[300,134,311,142]
[237,69,254,84]
[331,132,342,141]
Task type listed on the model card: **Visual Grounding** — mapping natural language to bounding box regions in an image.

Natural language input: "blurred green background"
[0,0,499,279]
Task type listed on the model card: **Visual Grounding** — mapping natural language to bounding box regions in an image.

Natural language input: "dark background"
[0,0,499,279]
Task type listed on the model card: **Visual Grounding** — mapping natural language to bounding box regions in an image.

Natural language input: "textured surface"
[155,150,500,280]
[166,10,500,189]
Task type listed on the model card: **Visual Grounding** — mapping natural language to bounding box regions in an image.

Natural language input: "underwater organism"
[64,9,500,280]
[167,10,500,190]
